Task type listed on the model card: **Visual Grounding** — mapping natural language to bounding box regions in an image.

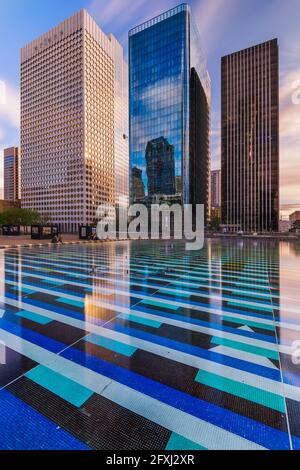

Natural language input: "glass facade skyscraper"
[129,3,210,221]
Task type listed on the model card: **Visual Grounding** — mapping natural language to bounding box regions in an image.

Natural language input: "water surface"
[0,239,300,450]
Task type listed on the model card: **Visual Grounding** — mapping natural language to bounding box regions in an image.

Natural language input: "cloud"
[0,146,5,192]
[280,67,300,138]
[88,0,175,45]
[140,78,181,111]
[0,80,5,105]
[0,79,20,194]
[193,0,238,55]
[0,79,20,130]
[211,128,220,137]
[279,66,300,205]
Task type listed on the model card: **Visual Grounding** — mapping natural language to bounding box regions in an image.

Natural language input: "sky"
[0,0,299,216]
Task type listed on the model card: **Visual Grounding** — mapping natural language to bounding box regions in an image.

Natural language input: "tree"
[210,215,221,231]
[0,207,44,229]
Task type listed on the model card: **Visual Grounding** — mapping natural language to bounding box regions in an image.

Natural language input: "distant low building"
[279,219,291,233]
[290,211,300,233]
[0,199,21,211]
[290,211,300,224]
[219,224,241,233]
[211,170,221,209]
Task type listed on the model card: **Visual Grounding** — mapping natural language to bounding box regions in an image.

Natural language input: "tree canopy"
[0,207,44,226]
[210,214,221,231]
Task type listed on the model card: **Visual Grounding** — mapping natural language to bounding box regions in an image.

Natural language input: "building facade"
[0,199,21,211]
[21,10,128,232]
[290,211,300,232]
[4,147,20,201]
[211,169,221,209]
[129,3,210,222]
[289,211,300,224]
[221,39,279,232]
[279,218,291,233]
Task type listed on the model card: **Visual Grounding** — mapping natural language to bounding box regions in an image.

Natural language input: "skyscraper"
[129,3,210,221]
[211,170,221,209]
[4,147,20,201]
[221,39,279,232]
[21,10,128,233]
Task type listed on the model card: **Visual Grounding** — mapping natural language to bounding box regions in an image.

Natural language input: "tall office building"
[211,170,221,208]
[21,10,128,232]
[4,147,20,201]
[129,4,210,222]
[221,39,279,232]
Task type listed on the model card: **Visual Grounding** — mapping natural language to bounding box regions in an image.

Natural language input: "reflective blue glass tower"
[129,3,210,221]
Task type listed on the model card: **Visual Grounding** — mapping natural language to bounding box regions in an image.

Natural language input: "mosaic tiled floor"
[1,239,300,450]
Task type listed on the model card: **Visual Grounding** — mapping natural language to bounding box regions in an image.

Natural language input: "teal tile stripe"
[140,299,179,311]
[228,301,273,312]
[12,286,36,295]
[222,315,275,332]
[195,370,285,413]
[41,279,64,286]
[16,310,52,325]
[158,289,191,298]
[166,432,207,450]
[211,336,279,360]
[56,297,84,308]
[231,290,272,300]
[234,282,269,291]
[119,313,162,328]
[25,365,93,407]
[85,334,137,357]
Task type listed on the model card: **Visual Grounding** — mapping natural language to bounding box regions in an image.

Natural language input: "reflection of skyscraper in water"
[175,176,182,195]
[207,239,223,312]
[84,243,130,324]
[1,250,25,372]
[146,137,175,197]
[131,167,145,201]
[219,240,280,329]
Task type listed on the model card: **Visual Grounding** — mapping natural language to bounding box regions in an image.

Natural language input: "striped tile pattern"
[0,239,300,450]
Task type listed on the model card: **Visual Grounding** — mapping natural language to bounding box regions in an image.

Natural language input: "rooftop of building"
[20,9,123,63]
[129,3,190,36]
[290,211,300,221]
[221,38,278,61]
[4,147,19,156]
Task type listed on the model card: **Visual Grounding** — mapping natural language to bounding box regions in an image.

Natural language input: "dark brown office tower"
[190,67,211,226]
[221,39,279,232]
